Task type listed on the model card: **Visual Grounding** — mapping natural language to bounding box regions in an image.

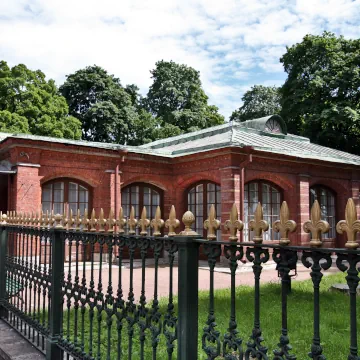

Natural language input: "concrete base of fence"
[0,320,44,360]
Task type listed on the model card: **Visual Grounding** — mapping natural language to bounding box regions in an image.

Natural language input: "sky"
[0,0,359,120]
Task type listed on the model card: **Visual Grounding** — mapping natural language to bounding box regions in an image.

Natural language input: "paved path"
[64,260,340,301]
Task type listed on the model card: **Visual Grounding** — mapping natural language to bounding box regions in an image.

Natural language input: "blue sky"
[0,0,359,119]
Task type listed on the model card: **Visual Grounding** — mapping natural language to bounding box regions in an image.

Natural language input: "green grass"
[63,272,355,359]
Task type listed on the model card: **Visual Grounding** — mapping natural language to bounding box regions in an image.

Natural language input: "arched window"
[121,183,163,229]
[42,179,90,215]
[310,186,336,238]
[244,181,282,241]
[187,181,221,239]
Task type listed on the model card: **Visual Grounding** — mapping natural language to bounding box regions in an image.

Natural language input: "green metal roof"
[1,115,360,166]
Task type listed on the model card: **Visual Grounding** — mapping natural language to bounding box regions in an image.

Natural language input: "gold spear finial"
[336,198,360,249]
[117,207,126,234]
[249,202,269,244]
[224,203,243,241]
[62,204,68,229]
[128,206,137,235]
[204,205,220,240]
[151,206,164,236]
[107,209,115,233]
[273,201,297,246]
[89,209,97,232]
[165,205,180,237]
[74,209,81,230]
[98,208,106,232]
[67,209,74,230]
[303,200,329,247]
[138,206,150,236]
[81,209,89,231]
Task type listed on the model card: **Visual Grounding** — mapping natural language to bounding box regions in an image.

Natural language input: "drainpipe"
[239,147,253,241]
[115,164,120,218]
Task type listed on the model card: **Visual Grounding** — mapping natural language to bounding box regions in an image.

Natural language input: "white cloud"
[0,0,359,119]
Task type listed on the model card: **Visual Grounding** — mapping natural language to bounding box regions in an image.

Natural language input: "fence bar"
[46,228,65,360]
[0,225,7,318]
[176,236,199,360]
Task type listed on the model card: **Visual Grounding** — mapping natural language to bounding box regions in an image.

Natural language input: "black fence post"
[0,224,8,318]
[46,228,65,360]
[176,236,199,360]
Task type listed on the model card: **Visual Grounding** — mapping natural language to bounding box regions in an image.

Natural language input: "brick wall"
[1,140,359,250]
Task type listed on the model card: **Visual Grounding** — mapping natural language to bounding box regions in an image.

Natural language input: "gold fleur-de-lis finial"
[89,209,97,232]
[303,200,329,247]
[98,208,106,232]
[117,207,126,234]
[180,210,198,236]
[151,206,164,236]
[107,209,115,233]
[138,206,150,236]
[128,206,137,235]
[82,209,89,231]
[224,203,244,241]
[62,205,68,229]
[273,201,297,246]
[336,198,360,249]
[165,205,180,237]
[204,205,220,240]
[249,202,269,244]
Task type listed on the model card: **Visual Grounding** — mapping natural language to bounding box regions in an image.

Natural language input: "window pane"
[42,184,52,202]
[207,190,215,204]
[79,188,88,203]
[207,183,215,192]
[69,182,78,202]
[152,192,160,206]
[310,186,336,239]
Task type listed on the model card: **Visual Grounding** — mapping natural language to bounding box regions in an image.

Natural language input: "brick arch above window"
[41,178,92,215]
[121,176,168,192]
[245,173,293,191]
[40,173,100,188]
[244,180,283,241]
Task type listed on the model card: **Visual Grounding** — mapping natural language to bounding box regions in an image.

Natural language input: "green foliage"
[0,110,29,133]
[146,60,224,132]
[230,85,281,122]
[280,32,360,154]
[60,65,137,143]
[0,61,81,139]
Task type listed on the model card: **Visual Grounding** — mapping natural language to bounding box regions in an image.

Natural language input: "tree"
[60,65,138,143]
[0,111,29,133]
[280,32,360,154]
[146,60,224,131]
[0,61,81,139]
[230,85,281,122]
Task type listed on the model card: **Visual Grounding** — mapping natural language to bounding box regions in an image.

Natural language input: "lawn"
[62,272,355,359]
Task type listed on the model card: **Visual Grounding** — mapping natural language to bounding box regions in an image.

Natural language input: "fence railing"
[0,199,359,359]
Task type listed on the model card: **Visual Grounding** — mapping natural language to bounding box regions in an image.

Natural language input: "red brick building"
[0,115,359,247]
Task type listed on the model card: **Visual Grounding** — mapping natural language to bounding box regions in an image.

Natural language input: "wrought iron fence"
[0,199,359,359]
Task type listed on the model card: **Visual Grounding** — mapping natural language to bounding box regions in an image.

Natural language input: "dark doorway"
[0,175,8,213]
